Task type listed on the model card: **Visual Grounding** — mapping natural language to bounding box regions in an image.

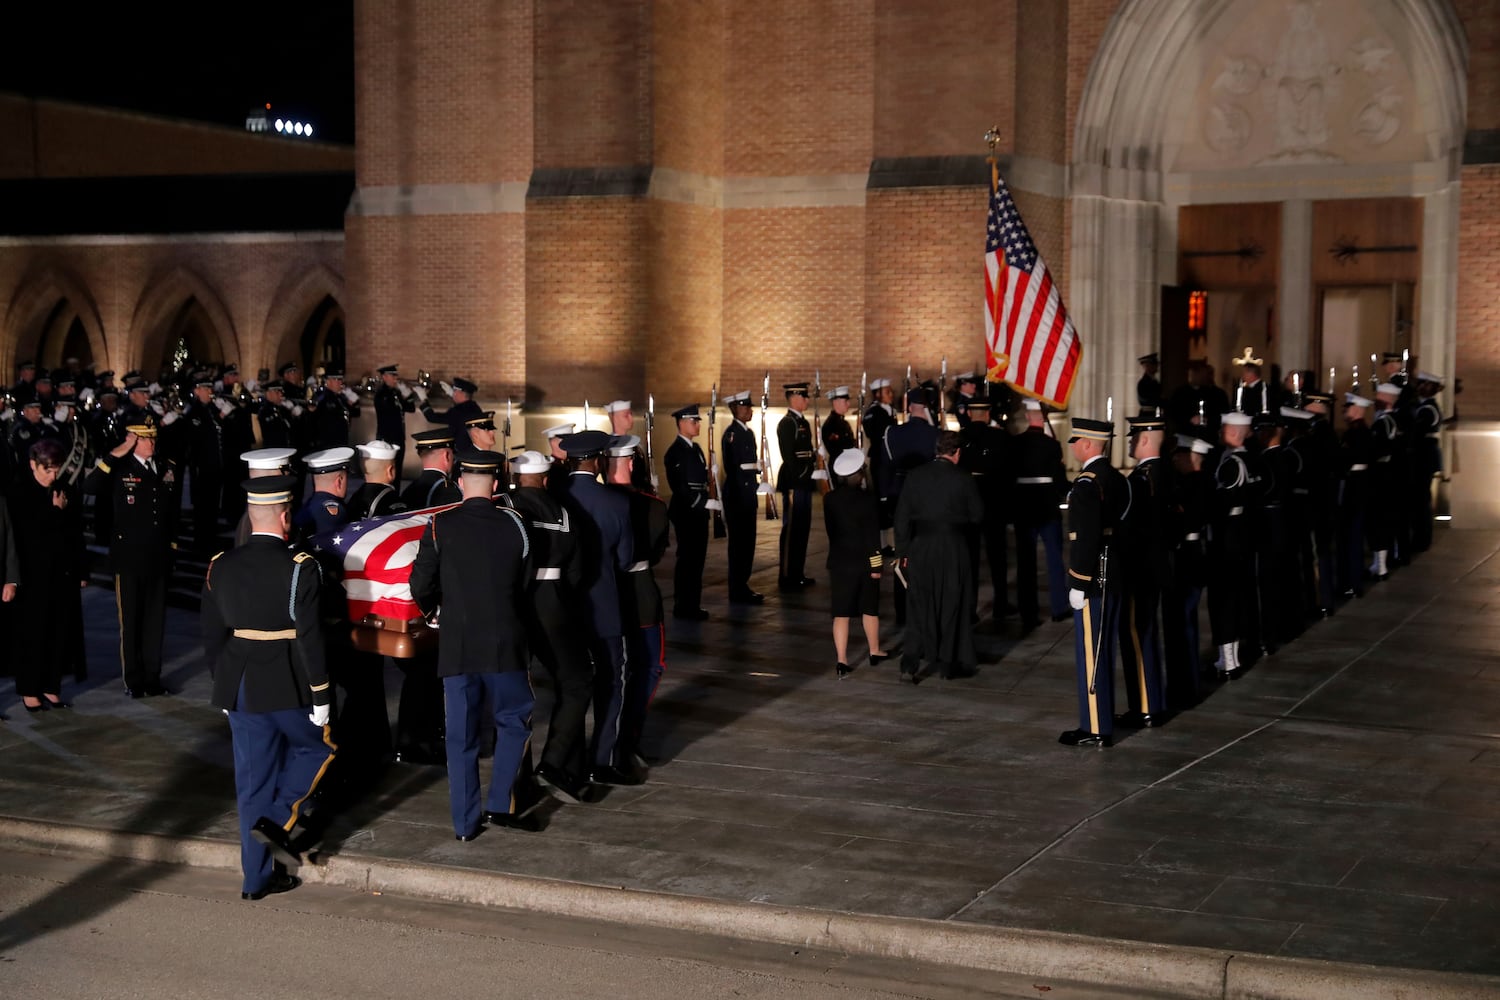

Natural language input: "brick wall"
[1457,0,1500,131]
[534,0,651,169]
[648,199,723,405]
[1456,166,1500,419]
[1014,2,1067,164]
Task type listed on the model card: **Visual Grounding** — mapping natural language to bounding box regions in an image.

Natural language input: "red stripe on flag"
[1013,268,1053,383]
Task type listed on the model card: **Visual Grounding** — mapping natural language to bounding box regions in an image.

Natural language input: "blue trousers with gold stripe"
[1072,591,1119,737]
[1119,584,1166,717]
[228,699,338,895]
[444,671,534,836]
[778,486,812,583]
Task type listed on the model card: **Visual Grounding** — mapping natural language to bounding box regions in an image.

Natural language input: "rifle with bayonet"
[759,371,779,520]
[811,369,831,495]
[645,393,660,494]
[938,356,948,427]
[902,364,912,422]
[707,383,727,538]
[856,370,867,449]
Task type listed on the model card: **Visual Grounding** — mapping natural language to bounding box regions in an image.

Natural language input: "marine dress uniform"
[202,476,334,900]
[409,451,538,838]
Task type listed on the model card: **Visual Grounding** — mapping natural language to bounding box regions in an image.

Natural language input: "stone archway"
[129,265,241,376]
[3,263,110,377]
[262,262,346,377]
[1069,0,1467,422]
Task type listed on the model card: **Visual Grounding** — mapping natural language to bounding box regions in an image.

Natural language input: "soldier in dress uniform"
[233,448,298,546]
[606,401,655,494]
[509,449,594,802]
[957,400,1010,621]
[85,417,176,698]
[202,475,335,900]
[1011,400,1070,631]
[1060,417,1126,747]
[1337,394,1376,599]
[1298,391,1340,616]
[9,360,38,407]
[293,447,353,544]
[254,381,298,450]
[1254,411,1299,648]
[1164,435,1213,710]
[409,451,542,839]
[822,386,856,462]
[557,430,639,786]
[1116,415,1170,727]
[663,404,712,621]
[824,448,888,678]
[347,440,407,519]
[776,382,818,591]
[894,430,984,683]
[420,376,482,450]
[721,392,763,604]
[950,373,982,427]
[401,428,462,510]
[880,389,939,627]
[862,379,897,532]
[372,364,416,487]
[183,374,227,552]
[606,434,668,775]
[52,399,93,490]
[1137,354,1163,415]
[1209,412,1258,677]
[9,399,55,468]
[218,366,256,529]
[542,423,575,495]
[309,371,361,451]
[1411,372,1445,554]
[1369,382,1405,579]
[278,362,309,404]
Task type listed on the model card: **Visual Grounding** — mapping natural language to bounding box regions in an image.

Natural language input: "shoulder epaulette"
[210,551,225,562]
[293,551,314,563]
[1077,471,1097,482]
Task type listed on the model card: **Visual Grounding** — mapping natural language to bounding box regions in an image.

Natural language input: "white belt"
[1016,477,1052,485]
[626,561,649,573]
[1184,532,1201,541]
[1348,464,1368,472]
[535,568,561,581]
[232,628,296,640]
[739,463,759,470]
[1227,506,1244,516]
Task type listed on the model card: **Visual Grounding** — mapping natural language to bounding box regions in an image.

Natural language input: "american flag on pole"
[312,505,457,622]
[984,171,1081,409]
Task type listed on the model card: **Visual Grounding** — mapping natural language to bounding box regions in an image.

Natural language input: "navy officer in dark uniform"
[401,429,461,510]
[663,403,712,620]
[1060,416,1126,748]
[420,376,483,451]
[862,378,897,531]
[372,364,416,487]
[348,440,407,519]
[776,382,818,591]
[202,475,335,900]
[409,450,541,839]
[542,422,575,496]
[309,371,361,451]
[720,392,763,604]
[85,415,176,698]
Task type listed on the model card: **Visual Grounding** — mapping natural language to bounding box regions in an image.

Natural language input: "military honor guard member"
[1255,411,1300,649]
[1116,414,1170,727]
[951,373,982,427]
[372,364,417,486]
[606,434,669,773]
[956,399,1010,621]
[1299,391,1340,615]
[402,428,461,509]
[721,392,763,604]
[202,475,335,900]
[880,388,939,627]
[409,451,542,838]
[293,447,354,543]
[1369,382,1405,580]
[542,422,575,495]
[862,378,897,530]
[1411,372,1445,553]
[348,440,407,519]
[823,448,888,678]
[663,403,713,620]
[1209,412,1258,676]
[1337,393,1376,599]
[183,374,227,552]
[1136,353,1162,414]
[233,447,298,546]
[1060,416,1126,747]
[894,430,984,683]
[775,382,818,590]
[309,371,361,451]
[1164,435,1213,710]
[558,430,640,785]
[509,449,594,802]
[254,380,298,450]
[86,417,176,698]
[822,385,856,462]
[607,400,656,494]
[420,376,483,450]
[1011,400,1070,631]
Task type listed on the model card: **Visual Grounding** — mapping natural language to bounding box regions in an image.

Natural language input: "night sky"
[0,3,355,144]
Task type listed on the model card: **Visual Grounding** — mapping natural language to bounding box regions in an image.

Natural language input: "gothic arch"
[3,263,110,376]
[262,262,346,373]
[129,264,241,374]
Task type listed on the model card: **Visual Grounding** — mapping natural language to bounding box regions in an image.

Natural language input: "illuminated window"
[1188,290,1207,332]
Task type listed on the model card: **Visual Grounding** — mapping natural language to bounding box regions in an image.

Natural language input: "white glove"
[213,380,225,393]
[279,398,295,411]
[397,382,413,399]
[0,409,14,423]
[148,381,162,395]
[214,398,234,416]
[756,481,775,495]
[309,703,331,727]
[412,385,429,404]
[150,401,165,415]
[710,463,720,479]
[811,469,828,481]
[438,380,454,397]
[817,444,828,459]
[246,379,260,393]
[291,404,305,418]
[1068,589,1085,611]
[342,387,359,404]
[79,387,95,404]
[161,410,180,427]
[54,405,69,422]
[705,498,723,511]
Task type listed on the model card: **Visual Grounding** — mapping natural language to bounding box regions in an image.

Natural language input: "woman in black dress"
[822,449,888,678]
[9,438,88,711]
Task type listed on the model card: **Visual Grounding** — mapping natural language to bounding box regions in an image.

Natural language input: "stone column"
[1279,199,1313,372]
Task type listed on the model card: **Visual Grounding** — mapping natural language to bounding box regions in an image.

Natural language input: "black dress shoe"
[1058,729,1112,748]
[536,763,587,805]
[242,871,301,900]
[142,683,170,697]
[455,827,483,842]
[591,764,644,786]
[250,817,302,868]
[673,607,710,621]
[836,661,852,679]
[729,590,764,605]
[125,686,146,699]
[797,577,816,587]
[1051,612,1072,623]
[898,668,921,686]
[483,810,540,832]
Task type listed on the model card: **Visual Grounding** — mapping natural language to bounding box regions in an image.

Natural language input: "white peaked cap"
[543,423,575,438]
[241,447,297,470]
[832,449,866,477]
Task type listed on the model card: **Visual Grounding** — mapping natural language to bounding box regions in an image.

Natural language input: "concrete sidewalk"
[2,523,1499,995]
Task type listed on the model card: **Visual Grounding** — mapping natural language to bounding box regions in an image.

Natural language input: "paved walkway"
[2,521,1498,981]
